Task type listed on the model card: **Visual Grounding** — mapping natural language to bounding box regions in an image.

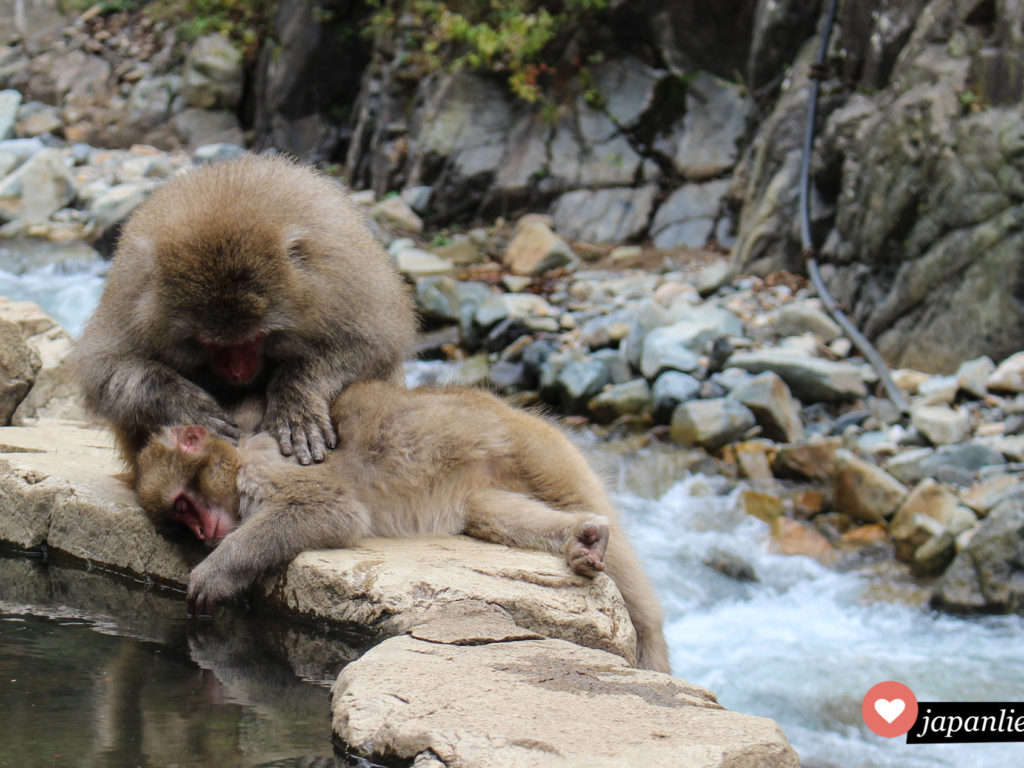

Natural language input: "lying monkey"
[135,382,670,673]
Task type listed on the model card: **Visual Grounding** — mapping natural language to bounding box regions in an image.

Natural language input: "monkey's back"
[330,382,617,535]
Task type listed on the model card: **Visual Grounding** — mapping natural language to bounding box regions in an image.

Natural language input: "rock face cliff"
[246,0,1024,374]
[735,0,1024,373]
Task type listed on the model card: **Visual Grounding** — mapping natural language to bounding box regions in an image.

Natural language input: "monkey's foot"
[566,519,609,576]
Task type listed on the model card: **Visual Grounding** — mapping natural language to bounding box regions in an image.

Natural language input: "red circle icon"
[862,681,919,737]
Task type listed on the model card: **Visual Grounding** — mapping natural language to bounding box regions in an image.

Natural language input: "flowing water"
[3,247,1024,767]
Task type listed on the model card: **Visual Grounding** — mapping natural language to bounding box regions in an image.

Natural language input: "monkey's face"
[136,426,242,546]
[156,227,305,386]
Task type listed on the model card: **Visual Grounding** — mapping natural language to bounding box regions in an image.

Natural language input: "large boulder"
[332,632,799,768]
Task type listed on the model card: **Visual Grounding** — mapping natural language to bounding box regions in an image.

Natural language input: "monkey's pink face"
[198,333,268,386]
[136,426,242,547]
[170,488,237,544]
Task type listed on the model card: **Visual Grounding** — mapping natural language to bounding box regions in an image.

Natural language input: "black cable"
[798,0,911,413]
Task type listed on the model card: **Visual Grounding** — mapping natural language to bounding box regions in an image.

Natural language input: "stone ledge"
[0,419,637,663]
[333,632,800,768]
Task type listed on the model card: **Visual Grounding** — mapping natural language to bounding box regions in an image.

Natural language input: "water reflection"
[0,553,372,767]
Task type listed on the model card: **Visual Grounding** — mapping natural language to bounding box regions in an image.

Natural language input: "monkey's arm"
[80,354,240,439]
[187,482,371,616]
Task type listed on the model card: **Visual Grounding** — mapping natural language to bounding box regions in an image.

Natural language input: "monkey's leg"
[187,490,370,616]
[463,488,609,576]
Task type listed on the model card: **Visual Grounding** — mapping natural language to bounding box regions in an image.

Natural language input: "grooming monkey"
[135,382,671,674]
[73,154,416,470]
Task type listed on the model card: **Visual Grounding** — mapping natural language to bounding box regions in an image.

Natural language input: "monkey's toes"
[567,520,609,576]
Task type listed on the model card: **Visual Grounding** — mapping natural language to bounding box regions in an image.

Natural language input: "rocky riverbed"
[1,120,1022,618]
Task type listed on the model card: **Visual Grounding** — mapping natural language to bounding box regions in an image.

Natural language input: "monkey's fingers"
[290,424,313,465]
[318,410,337,450]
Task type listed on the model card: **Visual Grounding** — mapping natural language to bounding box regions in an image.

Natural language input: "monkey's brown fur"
[136,382,670,673]
[73,154,416,472]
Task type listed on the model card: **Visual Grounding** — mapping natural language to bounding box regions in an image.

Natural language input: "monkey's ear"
[170,426,209,453]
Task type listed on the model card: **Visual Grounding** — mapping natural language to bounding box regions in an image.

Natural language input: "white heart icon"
[874,698,905,723]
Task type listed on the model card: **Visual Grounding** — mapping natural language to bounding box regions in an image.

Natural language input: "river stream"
[2,251,1022,767]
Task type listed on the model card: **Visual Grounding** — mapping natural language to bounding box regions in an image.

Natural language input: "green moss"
[366,0,611,105]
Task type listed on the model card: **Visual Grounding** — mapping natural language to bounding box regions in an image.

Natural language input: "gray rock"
[916,375,959,406]
[0,318,41,424]
[692,260,735,296]
[183,34,244,109]
[555,358,611,414]
[127,75,182,128]
[432,234,482,266]
[592,57,664,129]
[0,137,45,167]
[640,310,742,380]
[474,293,555,330]
[933,495,1024,615]
[588,378,651,423]
[401,185,433,213]
[956,356,995,399]
[654,72,750,180]
[0,89,21,140]
[191,141,248,164]
[372,196,425,234]
[650,179,731,248]
[774,302,842,342]
[87,182,156,232]
[549,111,645,187]
[0,148,75,225]
[415,276,461,323]
[884,447,937,485]
[175,110,246,149]
[487,360,530,392]
[15,103,60,137]
[651,371,701,423]
[727,350,868,402]
[580,308,635,350]
[912,531,957,577]
[590,348,633,385]
[919,443,1006,483]
[503,217,575,274]
[551,186,659,243]
[988,351,1024,393]
[332,634,799,768]
[730,371,804,443]
[911,405,971,446]
[393,246,452,277]
[414,73,511,183]
[640,327,702,379]
[670,398,757,451]
[52,50,112,109]
[0,302,80,424]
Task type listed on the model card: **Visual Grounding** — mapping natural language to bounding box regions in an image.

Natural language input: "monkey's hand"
[263,389,336,465]
[565,518,609,577]
[186,540,255,617]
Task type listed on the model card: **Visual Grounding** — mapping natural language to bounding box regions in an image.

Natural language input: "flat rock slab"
[332,634,799,768]
[0,420,637,663]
